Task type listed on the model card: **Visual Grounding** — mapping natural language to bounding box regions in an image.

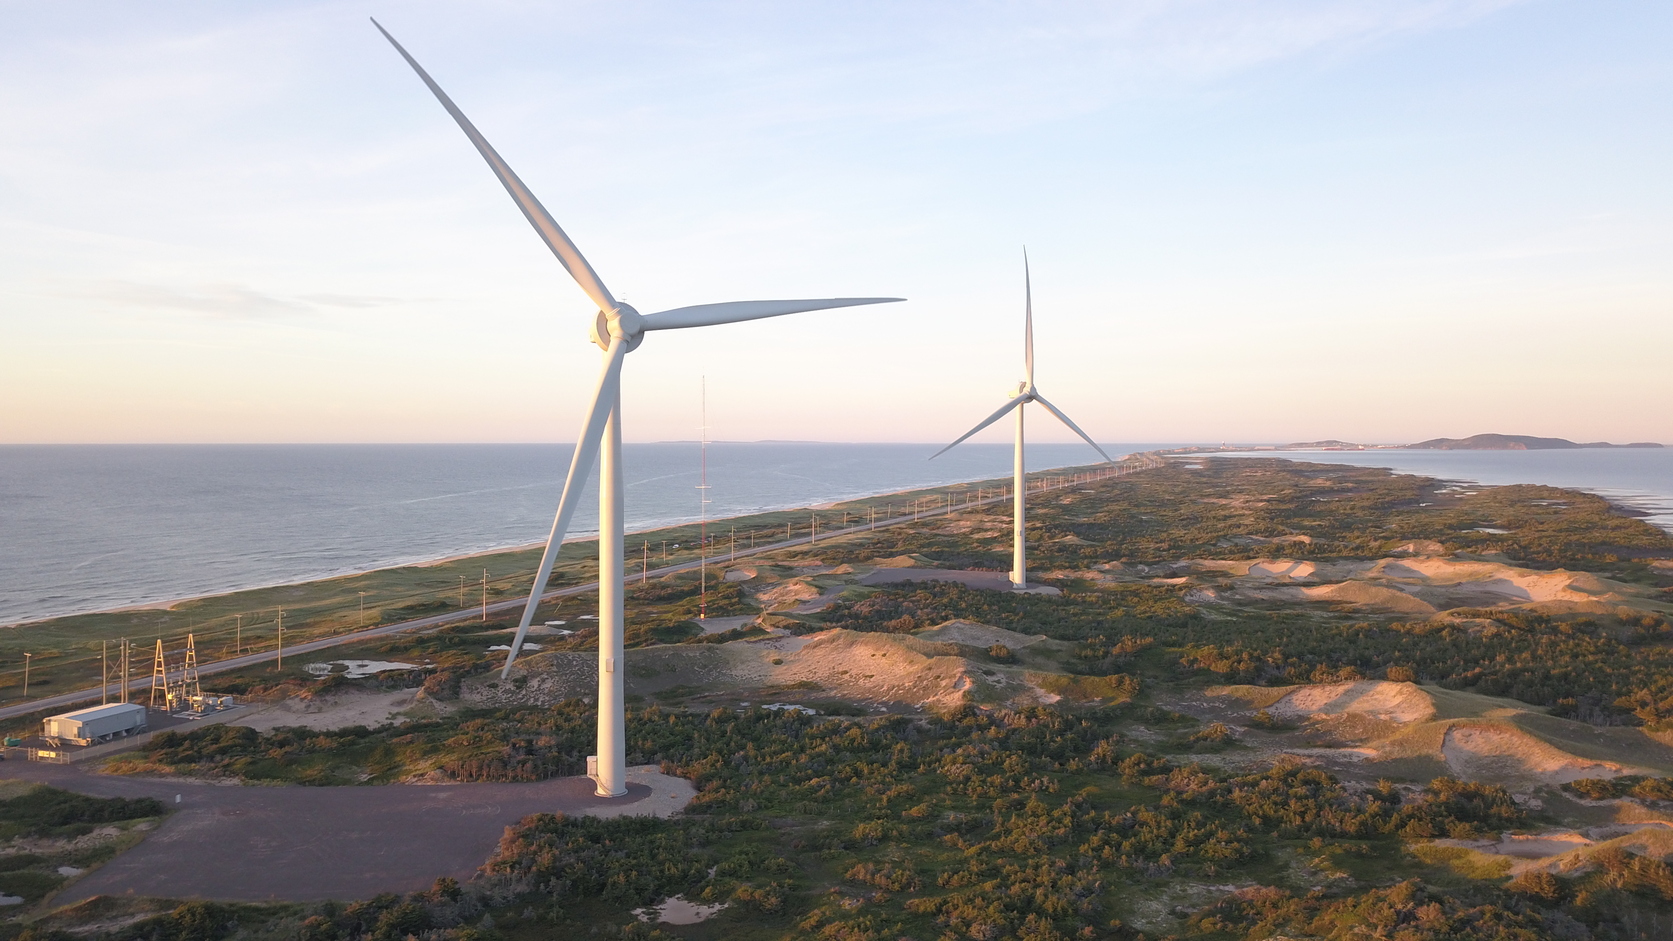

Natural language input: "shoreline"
[5,456,1140,629]
[19,445,1667,628]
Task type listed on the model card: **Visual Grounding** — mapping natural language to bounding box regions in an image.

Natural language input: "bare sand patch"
[752,579,823,610]
[636,897,726,924]
[1442,724,1634,785]
[1199,553,1650,616]
[234,688,421,733]
[1299,582,1438,615]
[1269,681,1438,724]
[1247,560,1318,580]
[915,619,1047,649]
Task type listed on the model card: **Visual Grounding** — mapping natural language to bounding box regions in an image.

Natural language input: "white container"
[42,703,148,745]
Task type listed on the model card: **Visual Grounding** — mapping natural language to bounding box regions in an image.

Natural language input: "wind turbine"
[374,21,902,798]
[931,252,1110,589]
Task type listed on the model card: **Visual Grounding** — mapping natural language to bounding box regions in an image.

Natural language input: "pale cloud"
[79,281,405,320]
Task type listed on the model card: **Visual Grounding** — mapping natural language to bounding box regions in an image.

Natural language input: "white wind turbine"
[375,21,902,798]
[931,252,1110,589]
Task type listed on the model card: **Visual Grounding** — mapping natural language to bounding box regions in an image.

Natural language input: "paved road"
[4,760,690,903]
[2,465,1144,723]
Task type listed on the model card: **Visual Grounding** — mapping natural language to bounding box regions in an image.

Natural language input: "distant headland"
[1400,433,1664,450]
[1170,434,1664,454]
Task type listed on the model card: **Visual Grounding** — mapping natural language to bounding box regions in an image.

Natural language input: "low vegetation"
[24,458,1673,938]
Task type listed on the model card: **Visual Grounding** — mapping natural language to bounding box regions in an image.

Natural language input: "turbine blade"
[1030,391,1114,463]
[371,19,617,313]
[501,336,628,675]
[640,297,904,331]
[929,396,1025,460]
[1023,248,1034,387]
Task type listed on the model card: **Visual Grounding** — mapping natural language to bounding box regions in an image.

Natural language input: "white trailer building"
[42,703,147,746]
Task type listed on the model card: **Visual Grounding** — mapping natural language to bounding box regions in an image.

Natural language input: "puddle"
[487,644,542,652]
[634,897,727,925]
[0,895,22,906]
[764,703,817,715]
[57,865,83,876]
[305,660,421,679]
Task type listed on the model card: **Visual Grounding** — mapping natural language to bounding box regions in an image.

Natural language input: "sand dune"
[1212,681,1670,788]
[1174,553,1649,616]
[479,621,1098,713]
[1267,681,1437,724]
[1442,724,1632,784]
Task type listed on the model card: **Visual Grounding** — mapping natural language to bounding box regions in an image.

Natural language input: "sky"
[1,1,1669,446]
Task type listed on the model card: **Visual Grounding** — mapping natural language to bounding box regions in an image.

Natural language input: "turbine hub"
[590,304,645,352]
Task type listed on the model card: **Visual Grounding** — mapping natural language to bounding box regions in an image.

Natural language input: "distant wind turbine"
[374,20,903,798]
[931,251,1110,589]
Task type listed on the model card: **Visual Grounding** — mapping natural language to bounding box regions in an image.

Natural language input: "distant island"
[1404,433,1664,451]
[1172,434,1665,455]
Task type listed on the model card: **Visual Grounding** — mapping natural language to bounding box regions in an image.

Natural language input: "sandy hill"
[475,621,1126,713]
[1212,681,1673,788]
[1141,553,1664,619]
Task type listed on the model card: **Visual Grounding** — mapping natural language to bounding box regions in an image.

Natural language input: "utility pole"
[810,512,817,543]
[642,542,649,584]
[276,608,284,670]
[102,641,108,705]
[235,615,241,656]
[662,540,667,563]
[22,653,30,700]
[120,639,128,703]
[730,526,736,562]
[870,506,876,530]
[459,575,467,607]
[358,591,367,625]
[481,569,488,621]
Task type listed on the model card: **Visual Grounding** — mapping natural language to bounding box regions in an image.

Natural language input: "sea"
[0,442,1162,626]
[5,443,1671,627]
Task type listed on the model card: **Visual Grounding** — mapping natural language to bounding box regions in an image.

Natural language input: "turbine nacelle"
[591,304,645,352]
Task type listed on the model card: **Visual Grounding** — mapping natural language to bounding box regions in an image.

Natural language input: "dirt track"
[5,762,691,903]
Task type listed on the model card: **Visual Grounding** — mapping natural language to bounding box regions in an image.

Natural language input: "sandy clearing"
[234,688,422,732]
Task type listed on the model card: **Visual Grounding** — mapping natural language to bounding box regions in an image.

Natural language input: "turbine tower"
[375,22,902,798]
[932,251,1111,589]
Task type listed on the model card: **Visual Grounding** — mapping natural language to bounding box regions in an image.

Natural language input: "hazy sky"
[2,1,1669,446]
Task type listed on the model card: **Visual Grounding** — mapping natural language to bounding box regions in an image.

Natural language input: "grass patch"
[1408,841,1515,879]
